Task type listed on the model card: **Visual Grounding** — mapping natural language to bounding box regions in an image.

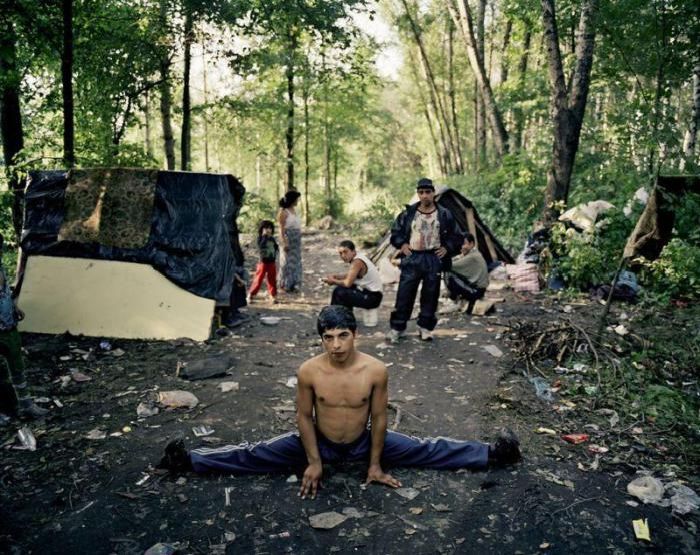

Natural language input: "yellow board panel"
[17,256,215,341]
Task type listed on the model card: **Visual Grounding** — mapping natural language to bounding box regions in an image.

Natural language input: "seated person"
[323,240,383,313]
[446,233,489,304]
[159,306,521,498]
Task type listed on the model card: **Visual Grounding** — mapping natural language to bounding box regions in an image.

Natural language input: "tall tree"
[180,4,193,170]
[62,0,74,167]
[447,0,509,159]
[284,28,298,191]
[158,0,176,169]
[541,0,599,222]
[474,0,486,166]
[0,11,25,237]
[398,0,461,174]
[685,60,700,164]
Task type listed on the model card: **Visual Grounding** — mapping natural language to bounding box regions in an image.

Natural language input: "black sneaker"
[223,312,249,329]
[488,429,521,467]
[158,438,193,473]
[18,399,49,420]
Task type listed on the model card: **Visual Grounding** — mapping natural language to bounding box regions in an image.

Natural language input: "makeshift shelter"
[624,175,699,261]
[16,168,245,341]
[371,186,514,283]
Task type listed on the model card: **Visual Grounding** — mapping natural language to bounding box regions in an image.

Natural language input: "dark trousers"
[190,428,489,473]
[331,286,382,311]
[390,252,442,331]
[0,328,27,412]
[446,273,486,302]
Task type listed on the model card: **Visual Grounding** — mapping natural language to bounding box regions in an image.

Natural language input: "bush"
[638,238,700,302]
[547,209,634,290]
[238,192,277,234]
[0,190,18,282]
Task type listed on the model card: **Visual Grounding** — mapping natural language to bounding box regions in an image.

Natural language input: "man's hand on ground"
[435,246,447,258]
[400,244,412,257]
[299,462,322,499]
[365,464,401,488]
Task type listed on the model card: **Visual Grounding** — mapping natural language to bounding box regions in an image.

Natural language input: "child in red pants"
[248,220,278,303]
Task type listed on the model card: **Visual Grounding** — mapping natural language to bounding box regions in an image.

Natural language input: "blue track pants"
[190,429,489,473]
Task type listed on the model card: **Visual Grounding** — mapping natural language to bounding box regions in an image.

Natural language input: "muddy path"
[1,230,697,554]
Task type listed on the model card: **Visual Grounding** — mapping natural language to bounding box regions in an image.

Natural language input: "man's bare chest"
[313,377,372,409]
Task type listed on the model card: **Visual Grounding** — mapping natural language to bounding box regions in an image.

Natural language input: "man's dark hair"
[416,177,434,191]
[317,305,357,336]
[338,239,355,251]
[464,232,475,243]
[258,220,275,236]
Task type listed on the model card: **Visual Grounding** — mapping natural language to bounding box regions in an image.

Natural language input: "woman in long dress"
[277,191,303,292]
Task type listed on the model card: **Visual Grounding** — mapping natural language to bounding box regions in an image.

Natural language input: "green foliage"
[447,152,545,253]
[548,209,635,290]
[0,191,18,282]
[238,192,277,234]
[641,385,694,427]
[638,238,700,303]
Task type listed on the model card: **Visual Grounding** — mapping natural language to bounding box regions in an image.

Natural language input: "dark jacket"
[257,236,279,263]
[390,202,462,270]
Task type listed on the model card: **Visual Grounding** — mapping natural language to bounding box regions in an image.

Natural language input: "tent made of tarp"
[624,175,699,261]
[16,168,245,341]
[371,186,514,283]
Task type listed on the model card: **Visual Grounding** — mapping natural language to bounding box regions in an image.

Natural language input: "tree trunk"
[500,18,512,84]
[541,0,599,222]
[180,7,193,171]
[400,0,456,174]
[158,0,175,169]
[407,49,446,175]
[62,0,74,168]
[303,85,310,226]
[684,60,700,161]
[285,30,297,192]
[447,20,464,172]
[144,90,153,158]
[202,48,209,172]
[447,0,509,158]
[0,17,25,239]
[513,27,532,149]
[475,0,486,166]
[159,63,175,170]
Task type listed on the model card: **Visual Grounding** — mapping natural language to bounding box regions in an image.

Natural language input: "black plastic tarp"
[20,169,245,303]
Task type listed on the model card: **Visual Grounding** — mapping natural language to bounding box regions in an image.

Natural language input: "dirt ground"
[1,230,698,554]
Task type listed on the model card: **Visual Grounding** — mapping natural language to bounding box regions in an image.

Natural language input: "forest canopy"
[1,0,698,267]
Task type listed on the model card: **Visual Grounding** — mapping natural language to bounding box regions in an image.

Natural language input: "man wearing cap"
[387,178,462,342]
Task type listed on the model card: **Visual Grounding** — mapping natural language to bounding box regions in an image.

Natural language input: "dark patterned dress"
[279,209,302,291]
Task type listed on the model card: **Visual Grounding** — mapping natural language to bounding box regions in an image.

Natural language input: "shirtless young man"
[159,306,520,497]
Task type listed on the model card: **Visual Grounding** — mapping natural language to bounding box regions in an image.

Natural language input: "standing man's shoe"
[417,327,433,341]
[18,398,49,420]
[386,329,405,344]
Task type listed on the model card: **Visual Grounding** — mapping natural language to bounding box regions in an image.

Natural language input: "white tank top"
[354,253,383,293]
[284,209,301,230]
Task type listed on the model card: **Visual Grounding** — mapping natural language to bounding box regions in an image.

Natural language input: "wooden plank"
[484,231,498,261]
[465,208,479,249]
[18,256,215,341]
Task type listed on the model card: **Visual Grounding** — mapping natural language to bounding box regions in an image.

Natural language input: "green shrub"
[547,208,634,290]
[639,238,700,302]
[238,192,277,234]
